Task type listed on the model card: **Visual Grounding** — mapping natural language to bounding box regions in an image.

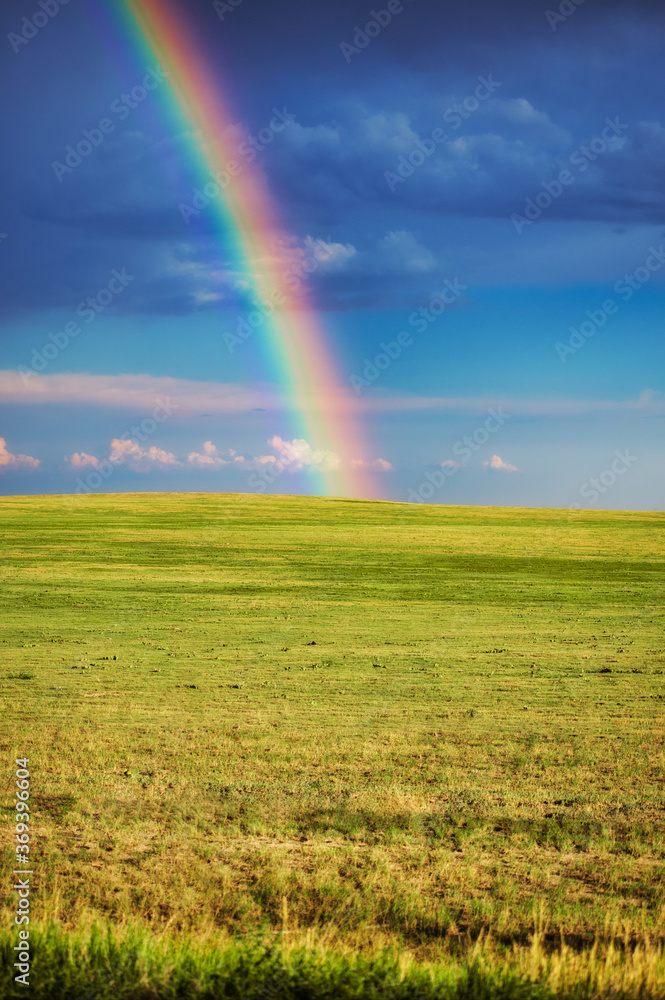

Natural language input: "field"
[1,492,664,998]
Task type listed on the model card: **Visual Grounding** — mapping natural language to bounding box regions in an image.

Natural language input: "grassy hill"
[1,492,664,998]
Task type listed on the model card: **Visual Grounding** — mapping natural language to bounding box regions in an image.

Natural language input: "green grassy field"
[1,492,664,998]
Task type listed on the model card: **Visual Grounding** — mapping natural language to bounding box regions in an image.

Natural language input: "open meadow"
[1,492,664,998]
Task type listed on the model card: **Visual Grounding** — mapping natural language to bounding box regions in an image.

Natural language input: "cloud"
[5,371,665,423]
[64,441,180,473]
[272,99,665,226]
[108,439,180,472]
[351,457,393,471]
[274,229,441,309]
[141,438,393,476]
[32,131,193,241]
[5,371,665,422]
[187,441,233,469]
[189,438,393,475]
[5,2,665,322]
[301,230,436,277]
[6,125,290,318]
[492,98,572,146]
[67,452,100,468]
[263,435,341,473]
[1,371,271,414]
[161,436,343,475]
[483,454,518,472]
[271,103,557,214]
[371,231,438,274]
[354,389,665,418]
[135,229,438,316]
[0,438,40,471]
[301,236,358,271]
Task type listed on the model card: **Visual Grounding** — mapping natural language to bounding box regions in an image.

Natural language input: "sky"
[1,0,664,508]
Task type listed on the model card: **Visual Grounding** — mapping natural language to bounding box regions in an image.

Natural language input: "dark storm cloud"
[2,0,665,317]
[265,98,665,229]
[25,131,201,240]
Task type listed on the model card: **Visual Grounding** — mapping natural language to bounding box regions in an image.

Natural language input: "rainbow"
[115,0,378,499]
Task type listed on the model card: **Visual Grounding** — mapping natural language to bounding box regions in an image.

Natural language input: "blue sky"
[1,0,663,508]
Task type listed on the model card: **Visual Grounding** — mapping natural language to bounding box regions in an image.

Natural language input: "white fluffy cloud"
[68,452,99,468]
[67,435,386,477]
[299,229,437,278]
[0,437,40,471]
[187,441,232,469]
[262,436,341,473]
[108,439,180,471]
[187,437,341,474]
[483,454,519,472]
[65,439,180,473]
